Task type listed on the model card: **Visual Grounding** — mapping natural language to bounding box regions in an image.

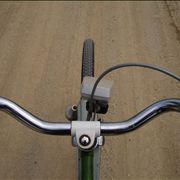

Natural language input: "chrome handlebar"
[101,99,180,135]
[0,97,71,135]
[0,97,179,136]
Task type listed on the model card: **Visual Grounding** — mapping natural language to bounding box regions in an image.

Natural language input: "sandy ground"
[0,1,179,180]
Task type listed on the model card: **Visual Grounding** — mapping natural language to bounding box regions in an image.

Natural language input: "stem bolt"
[79,135,91,146]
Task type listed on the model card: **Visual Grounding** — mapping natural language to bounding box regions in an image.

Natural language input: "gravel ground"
[0,1,179,180]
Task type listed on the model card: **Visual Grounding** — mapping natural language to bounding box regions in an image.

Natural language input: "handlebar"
[0,97,179,136]
[101,99,180,135]
[0,97,71,135]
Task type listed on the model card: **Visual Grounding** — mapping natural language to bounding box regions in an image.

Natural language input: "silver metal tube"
[0,97,71,135]
[0,97,179,136]
[101,99,180,135]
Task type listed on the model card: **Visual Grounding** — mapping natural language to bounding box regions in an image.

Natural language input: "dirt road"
[0,1,179,180]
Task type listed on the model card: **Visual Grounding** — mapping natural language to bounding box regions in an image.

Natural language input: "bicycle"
[0,39,179,180]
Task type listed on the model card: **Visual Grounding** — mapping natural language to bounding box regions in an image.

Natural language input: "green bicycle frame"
[79,150,93,180]
[78,99,101,180]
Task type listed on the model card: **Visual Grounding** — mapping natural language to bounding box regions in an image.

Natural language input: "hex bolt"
[79,135,91,146]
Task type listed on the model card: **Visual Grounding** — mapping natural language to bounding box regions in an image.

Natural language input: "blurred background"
[0,1,179,180]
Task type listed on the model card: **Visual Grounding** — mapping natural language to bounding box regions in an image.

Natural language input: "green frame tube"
[80,151,94,180]
[78,100,101,180]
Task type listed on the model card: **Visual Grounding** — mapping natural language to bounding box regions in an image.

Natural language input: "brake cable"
[87,63,180,121]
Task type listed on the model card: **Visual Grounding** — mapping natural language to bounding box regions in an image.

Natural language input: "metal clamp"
[71,121,102,150]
